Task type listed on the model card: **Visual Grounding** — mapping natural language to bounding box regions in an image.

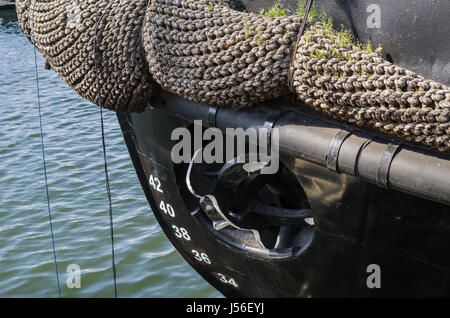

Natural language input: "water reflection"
[0,7,219,298]
[0,8,18,29]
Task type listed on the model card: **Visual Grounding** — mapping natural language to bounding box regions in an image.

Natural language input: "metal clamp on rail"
[263,110,289,154]
[327,129,353,172]
[207,105,220,128]
[353,139,372,177]
[376,142,403,189]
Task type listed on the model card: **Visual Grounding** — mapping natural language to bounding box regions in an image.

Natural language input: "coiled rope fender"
[16,0,450,152]
[17,0,153,113]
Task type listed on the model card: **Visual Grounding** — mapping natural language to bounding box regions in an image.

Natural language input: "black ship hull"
[117,0,450,297]
[117,94,450,297]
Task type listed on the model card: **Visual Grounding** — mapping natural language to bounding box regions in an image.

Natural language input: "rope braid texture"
[16,0,450,152]
[292,22,450,152]
[143,0,300,107]
[17,0,153,112]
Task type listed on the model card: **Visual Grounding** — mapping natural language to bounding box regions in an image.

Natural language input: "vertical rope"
[31,0,62,298]
[94,1,119,298]
[289,0,315,91]
[99,106,118,298]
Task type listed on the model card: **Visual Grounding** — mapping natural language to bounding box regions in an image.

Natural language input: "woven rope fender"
[143,0,449,151]
[16,0,154,112]
[16,0,450,152]
[291,23,450,152]
[143,0,301,108]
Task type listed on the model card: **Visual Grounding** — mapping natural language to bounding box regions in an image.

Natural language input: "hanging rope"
[31,0,61,298]
[289,0,315,91]
[94,0,119,298]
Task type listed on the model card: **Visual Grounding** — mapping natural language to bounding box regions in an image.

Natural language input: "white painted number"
[192,250,211,264]
[217,273,238,288]
[172,225,191,241]
[149,175,163,193]
[159,201,175,218]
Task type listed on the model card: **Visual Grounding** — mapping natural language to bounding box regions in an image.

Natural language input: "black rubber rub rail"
[153,92,450,206]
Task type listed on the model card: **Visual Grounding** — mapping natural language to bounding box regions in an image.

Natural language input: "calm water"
[0,10,220,298]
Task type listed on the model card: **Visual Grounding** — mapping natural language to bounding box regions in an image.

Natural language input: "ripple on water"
[0,17,220,298]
